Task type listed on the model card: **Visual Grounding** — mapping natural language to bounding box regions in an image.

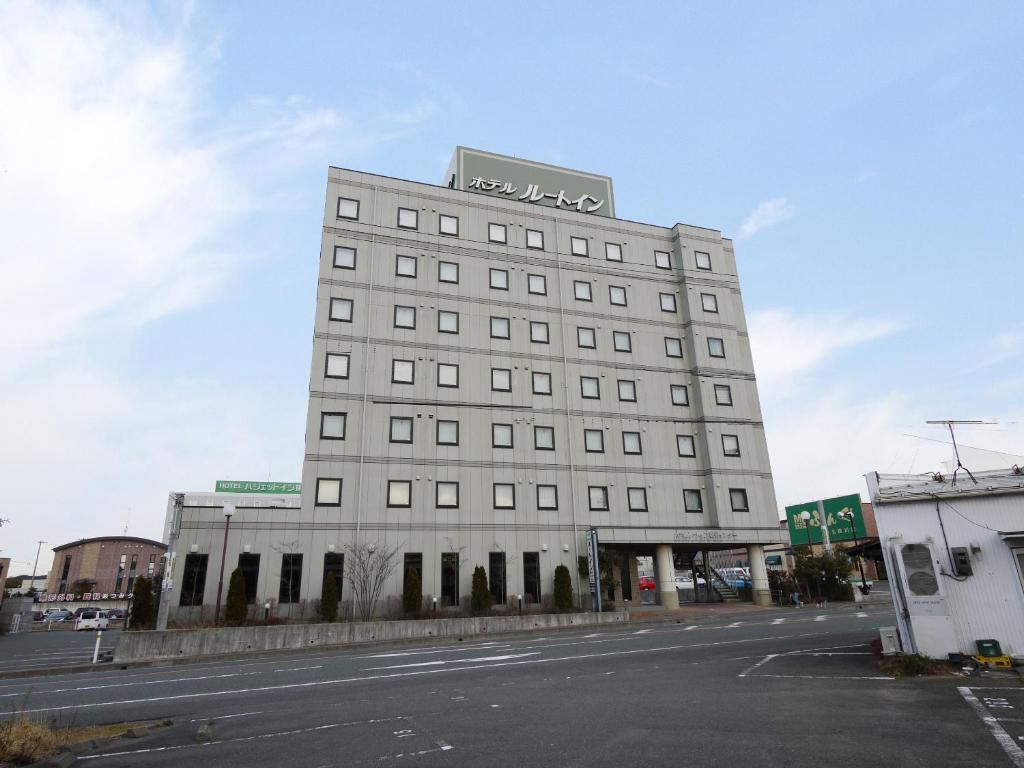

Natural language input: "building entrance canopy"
[594,526,787,549]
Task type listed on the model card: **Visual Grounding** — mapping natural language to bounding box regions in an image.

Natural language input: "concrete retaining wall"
[113,611,628,663]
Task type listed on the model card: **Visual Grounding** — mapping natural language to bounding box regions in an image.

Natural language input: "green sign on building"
[785,494,865,545]
[214,481,301,495]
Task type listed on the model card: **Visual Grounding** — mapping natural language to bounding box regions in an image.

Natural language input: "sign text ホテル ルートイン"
[214,481,301,494]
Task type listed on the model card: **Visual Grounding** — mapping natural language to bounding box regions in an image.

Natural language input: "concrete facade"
[162,148,784,621]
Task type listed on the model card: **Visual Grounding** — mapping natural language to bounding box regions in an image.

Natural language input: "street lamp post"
[264,601,271,624]
[798,511,814,602]
[841,510,868,594]
[213,503,235,622]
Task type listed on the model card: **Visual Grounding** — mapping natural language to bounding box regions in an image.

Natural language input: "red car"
[638,576,656,591]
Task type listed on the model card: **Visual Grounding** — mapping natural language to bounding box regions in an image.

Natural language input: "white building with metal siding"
[866,468,1024,661]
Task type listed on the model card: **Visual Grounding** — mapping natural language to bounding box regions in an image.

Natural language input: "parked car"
[72,606,103,618]
[638,576,656,591]
[32,611,44,622]
[44,609,72,623]
[74,610,110,631]
[105,608,126,620]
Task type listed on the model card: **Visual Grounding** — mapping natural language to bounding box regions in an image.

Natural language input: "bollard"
[92,629,103,664]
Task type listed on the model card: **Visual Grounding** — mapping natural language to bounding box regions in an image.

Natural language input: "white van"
[74,610,110,631]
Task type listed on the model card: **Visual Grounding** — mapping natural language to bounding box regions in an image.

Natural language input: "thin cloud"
[965,329,1024,373]
[738,197,796,238]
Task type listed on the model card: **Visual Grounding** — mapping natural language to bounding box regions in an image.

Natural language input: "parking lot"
[0,626,120,675]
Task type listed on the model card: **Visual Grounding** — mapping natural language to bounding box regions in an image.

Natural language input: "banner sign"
[215,481,300,494]
[36,592,132,603]
[785,494,866,545]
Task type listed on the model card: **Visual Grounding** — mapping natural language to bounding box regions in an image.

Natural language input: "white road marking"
[9,632,828,716]
[633,629,653,635]
[274,665,323,673]
[771,618,786,625]
[754,674,893,680]
[189,711,262,723]
[856,612,868,618]
[684,625,698,631]
[379,741,454,761]
[582,633,604,638]
[726,622,743,628]
[738,654,777,677]
[958,687,1024,767]
[357,642,507,659]
[367,653,540,671]
[814,615,827,622]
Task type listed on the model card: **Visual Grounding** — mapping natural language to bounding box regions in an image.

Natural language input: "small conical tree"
[403,569,422,614]
[225,568,247,625]
[553,564,573,612]
[130,576,154,630]
[470,565,490,614]
[321,572,339,622]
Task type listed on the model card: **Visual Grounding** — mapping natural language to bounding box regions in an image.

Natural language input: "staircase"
[690,560,741,603]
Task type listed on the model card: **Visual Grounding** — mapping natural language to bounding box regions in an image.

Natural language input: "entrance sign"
[215,481,301,494]
[448,147,615,217]
[785,494,865,545]
[587,527,602,613]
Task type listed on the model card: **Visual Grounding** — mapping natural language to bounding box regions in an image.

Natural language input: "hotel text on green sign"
[785,494,865,545]
[215,481,301,495]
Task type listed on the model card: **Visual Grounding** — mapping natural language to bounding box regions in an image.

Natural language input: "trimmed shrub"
[403,569,422,614]
[224,568,247,625]
[129,576,154,630]
[470,566,491,614]
[321,573,339,622]
[553,564,573,611]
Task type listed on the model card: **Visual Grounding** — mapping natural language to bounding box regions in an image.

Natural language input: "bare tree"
[345,542,400,621]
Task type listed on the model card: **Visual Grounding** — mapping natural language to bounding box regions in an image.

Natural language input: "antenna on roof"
[924,419,996,485]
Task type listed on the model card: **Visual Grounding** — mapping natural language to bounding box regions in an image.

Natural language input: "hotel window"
[617,380,636,402]
[577,327,596,349]
[388,480,412,507]
[179,554,208,606]
[622,431,642,455]
[329,297,353,322]
[534,425,555,450]
[532,371,552,395]
[490,268,509,290]
[441,553,459,606]
[337,197,359,220]
[609,285,627,306]
[279,554,303,604]
[701,293,719,313]
[436,482,459,508]
[722,434,741,457]
[695,251,712,270]
[528,274,547,295]
[589,486,609,511]
[488,223,507,244]
[613,331,631,352]
[526,229,544,250]
[584,429,604,453]
[677,434,696,457]
[439,261,459,284]
[392,359,414,384]
[438,310,459,334]
[660,293,677,313]
[235,554,256,601]
[570,236,589,256]
[438,362,459,388]
[397,207,418,229]
[492,368,512,392]
[492,423,514,448]
[437,419,459,446]
[325,353,349,379]
[333,245,356,269]
[665,337,683,358]
[580,376,600,399]
[523,553,541,603]
[730,488,750,512]
[320,412,347,440]
[490,316,510,339]
[574,280,592,301]
[684,489,704,514]
[714,384,733,406]
[439,214,459,236]
[708,337,725,358]
[605,242,623,262]
[395,254,417,277]
[537,485,558,510]
[126,556,139,594]
[671,385,689,406]
[530,321,549,344]
[494,483,516,509]
[654,250,671,270]
[488,551,507,606]
[394,305,416,329]
[322,553,343,605]
[389,416,413,443]
[316,478,342,506]
[407,553,425,604]
[628,487,648,512]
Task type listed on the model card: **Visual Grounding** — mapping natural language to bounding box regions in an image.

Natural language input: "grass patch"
[880,653,953,677]
[0,715,143,765]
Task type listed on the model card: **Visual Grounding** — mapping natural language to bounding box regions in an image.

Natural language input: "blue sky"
[1,2,1022,572]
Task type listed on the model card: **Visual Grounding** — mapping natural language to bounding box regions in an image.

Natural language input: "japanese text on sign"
[468,177,606,214]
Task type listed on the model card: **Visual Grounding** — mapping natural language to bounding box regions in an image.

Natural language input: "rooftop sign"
[214,481,301,495]
[785,494,866,545]
[447,147,615,217]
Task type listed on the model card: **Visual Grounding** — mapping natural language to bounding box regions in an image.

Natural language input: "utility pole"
[32,540,46,589]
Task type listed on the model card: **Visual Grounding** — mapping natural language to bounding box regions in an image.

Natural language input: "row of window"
[336,197,715,272]
[314,477,750,515]
[332,249,719,316]
[323,353,736,405]
[322,412,741,458]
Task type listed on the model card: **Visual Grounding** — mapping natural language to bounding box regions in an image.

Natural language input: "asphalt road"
[0,627,120,675]
[1,605,1021,767]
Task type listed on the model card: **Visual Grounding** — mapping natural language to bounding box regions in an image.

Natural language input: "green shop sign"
[785,494,865,545]
[214,481,301,495]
